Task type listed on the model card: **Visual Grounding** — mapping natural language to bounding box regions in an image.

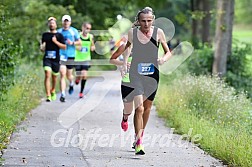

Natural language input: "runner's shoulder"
[156,27,164,34]
[42,32,51,36]
[70,26,79,32]
[57,28,63,33]
[56,32,64,37]
[89,33,94,38]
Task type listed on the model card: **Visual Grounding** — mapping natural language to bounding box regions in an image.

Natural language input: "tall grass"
[156,75,252,166]
[0,63,44,152]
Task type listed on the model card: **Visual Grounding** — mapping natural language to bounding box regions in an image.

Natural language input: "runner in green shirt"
[75,22,95,98]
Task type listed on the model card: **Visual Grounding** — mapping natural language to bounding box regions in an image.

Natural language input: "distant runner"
[110,38,133,132]
[75,22,95,98]
[58,15,81,102]
[40,17,66,102]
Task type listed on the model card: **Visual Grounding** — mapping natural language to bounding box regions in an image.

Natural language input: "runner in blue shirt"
[58,15,81,102]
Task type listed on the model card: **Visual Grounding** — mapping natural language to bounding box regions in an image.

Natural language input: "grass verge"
[0,63,44,160]
[156,74,252,166]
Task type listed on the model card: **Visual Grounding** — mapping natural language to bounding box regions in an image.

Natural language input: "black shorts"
[75,65,90,71]
[75,61,91,71]
[121,83,135,103]
[129,69,159,101]
[43,58,60,75]
[60,57,75,69]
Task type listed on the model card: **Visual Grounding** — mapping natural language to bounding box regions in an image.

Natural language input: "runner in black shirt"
[41,17,66,102]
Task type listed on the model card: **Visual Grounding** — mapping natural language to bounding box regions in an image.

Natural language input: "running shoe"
[60,95,66,102]
[135,144,145,155]
[121,118,128,132]
[79,92,84,98]
[132,141,136,149]
[68,85,74,95]
[46,96,51,102]
[75,79,80,85]
[51,92,56,101]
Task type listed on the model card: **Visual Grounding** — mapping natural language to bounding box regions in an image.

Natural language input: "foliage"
[6,0,86,61]
[184,42,252,98]
[226,41,252,98]
[185,43,214,75]
[0,63,44,151]
[0,0,21,99]
[156,75,252,167]
[235,0,252,24]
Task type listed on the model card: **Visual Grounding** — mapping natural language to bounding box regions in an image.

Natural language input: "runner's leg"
[67,67,74,94]
[44,68,52,101]
[60,65,67,102]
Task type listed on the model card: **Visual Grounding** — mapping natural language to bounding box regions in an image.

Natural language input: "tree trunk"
[212,0,234,77]
[191,0,200,47]
[227,0,234,56]
[201,0,211,43]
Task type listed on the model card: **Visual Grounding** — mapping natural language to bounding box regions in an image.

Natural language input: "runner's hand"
[76,45,82,51]
[127,62,131,69]
[91,45,95,51]
[40,42,46,51]
[52,36,57,43]
[66,39,73,45]
[121,63,127,77]
[157,57,166,65]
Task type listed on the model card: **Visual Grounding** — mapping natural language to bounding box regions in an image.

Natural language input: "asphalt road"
[2,71,223,167]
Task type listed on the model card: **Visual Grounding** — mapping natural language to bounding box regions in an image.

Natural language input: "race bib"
[138,63,155,75]
[45,51,56,59]
[60,54,67,61]
[81,47,88,53]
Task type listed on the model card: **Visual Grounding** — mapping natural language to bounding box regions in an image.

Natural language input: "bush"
[184,43,214,75]
[226,41,252,98]
[184,42,252,98]
[0,1,21,99]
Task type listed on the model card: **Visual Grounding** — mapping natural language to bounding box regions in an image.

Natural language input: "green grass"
[233,25,252,43]
[233,30,252,43]
[0,63,44,153]
[156,75,252,167]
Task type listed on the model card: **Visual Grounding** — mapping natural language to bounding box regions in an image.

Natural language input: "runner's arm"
[90,34,95,51]
[72,29,82,46]
[40,41,46,52]
[109,44,125,66]
[73,38,81,46]
[52,35,66,50]
[158,28,172,65]
[40,34,46,51]
[122,29,133,66]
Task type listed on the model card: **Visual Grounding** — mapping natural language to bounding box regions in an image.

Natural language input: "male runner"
[117,7,172,155]
[58,15,81,102]
[75,22,95,98]
[41,17,66,102]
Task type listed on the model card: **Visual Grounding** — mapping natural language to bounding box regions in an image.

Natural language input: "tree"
[7,0,83,61]
[191,0,201,47]
[201,0,211,43]
[212,0,235,77]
